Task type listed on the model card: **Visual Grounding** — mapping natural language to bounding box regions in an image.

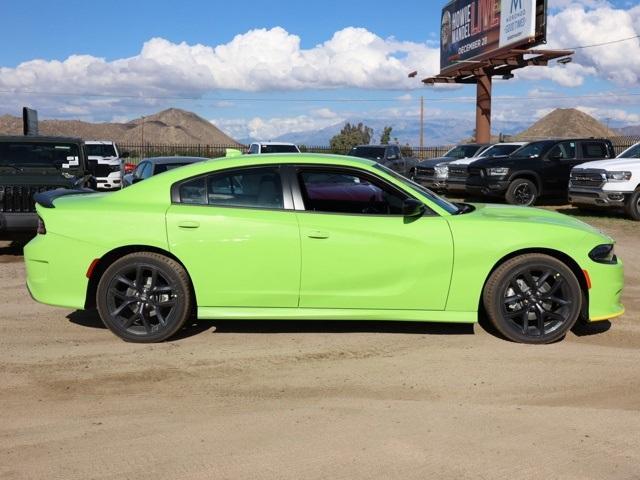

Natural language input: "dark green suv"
[0,136,94,239]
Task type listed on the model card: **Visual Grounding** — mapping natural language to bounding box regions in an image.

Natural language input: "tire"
[624,189,640,221]
[96,252,193,343]
[483,254,582,344]
[505,178,538,206]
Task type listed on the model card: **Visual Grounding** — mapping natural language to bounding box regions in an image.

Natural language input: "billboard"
[440,0,547,73]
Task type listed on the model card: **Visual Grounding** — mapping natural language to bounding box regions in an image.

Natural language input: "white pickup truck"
[569,142,640,220]
[85,140,128,191]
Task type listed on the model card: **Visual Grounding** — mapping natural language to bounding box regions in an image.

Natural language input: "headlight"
[486,167,510,177]
[605,171,632,182]
[435,165,449,178]
[589,244,617,264]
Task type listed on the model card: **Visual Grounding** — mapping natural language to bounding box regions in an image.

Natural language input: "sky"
[1,0,639,141]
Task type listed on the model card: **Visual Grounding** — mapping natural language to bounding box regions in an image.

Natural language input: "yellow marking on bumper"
[590,308,625,322]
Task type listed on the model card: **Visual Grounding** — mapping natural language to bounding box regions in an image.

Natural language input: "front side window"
[445,145,484,159]
[140,162,154,179]
[178,166,283,209]
[548,141,576,160]
[249,144,259,154]
[298,168,407,215]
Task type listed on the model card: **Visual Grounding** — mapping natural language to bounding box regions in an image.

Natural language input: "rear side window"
[582,142,608,159]
[178,166,283,209]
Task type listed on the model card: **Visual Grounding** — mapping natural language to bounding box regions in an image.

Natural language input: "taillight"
[123,163,136,174]
[37,216,46,235]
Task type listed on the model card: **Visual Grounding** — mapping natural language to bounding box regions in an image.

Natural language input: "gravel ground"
[1,212,638,480]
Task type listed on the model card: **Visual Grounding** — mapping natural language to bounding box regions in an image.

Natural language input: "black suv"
[0,136,94,239]
[466,138,615,206]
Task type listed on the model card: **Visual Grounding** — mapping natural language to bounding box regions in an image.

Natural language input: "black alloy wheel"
[625,189,640,221]
[506,179,538,206]
[97,252,193,342]
[483,254,582,344]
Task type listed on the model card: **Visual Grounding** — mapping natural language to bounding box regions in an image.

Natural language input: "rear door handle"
[307,230,329,239]
[177,220,200,229]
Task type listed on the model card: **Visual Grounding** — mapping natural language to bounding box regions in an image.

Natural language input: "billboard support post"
[476,72,492,143]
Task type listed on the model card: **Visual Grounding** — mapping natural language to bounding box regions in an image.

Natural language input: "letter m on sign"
[510,0,522,13]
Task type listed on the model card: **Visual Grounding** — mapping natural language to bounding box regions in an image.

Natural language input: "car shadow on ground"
[0,239,27,257]
[67,309,476,340]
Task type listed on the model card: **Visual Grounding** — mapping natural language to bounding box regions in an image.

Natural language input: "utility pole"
[420,96,424,149]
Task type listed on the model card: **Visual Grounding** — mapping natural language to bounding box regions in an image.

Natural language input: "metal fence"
[118,136,640,164]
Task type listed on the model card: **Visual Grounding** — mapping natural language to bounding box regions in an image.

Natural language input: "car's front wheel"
[624,189,640,221]
[506,178,538,206]
[483,254,582,344]
[96,252,193,342]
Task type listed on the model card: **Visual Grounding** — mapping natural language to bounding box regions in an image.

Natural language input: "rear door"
[166,165,301,308]
[292,165,453,311]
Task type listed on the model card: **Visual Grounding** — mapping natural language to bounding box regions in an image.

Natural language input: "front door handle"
[307,230,329,239]
[177,220,200,229]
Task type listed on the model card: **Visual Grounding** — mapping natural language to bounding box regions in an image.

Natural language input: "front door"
[294,166,454,311]
[543,141,578,196]
[166,165,300,308]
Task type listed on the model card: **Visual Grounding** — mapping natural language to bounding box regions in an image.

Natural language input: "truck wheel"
[624,190,640,221]
[506,179,538,206]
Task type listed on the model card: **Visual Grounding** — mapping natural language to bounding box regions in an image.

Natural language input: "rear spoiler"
[34,188,95,209]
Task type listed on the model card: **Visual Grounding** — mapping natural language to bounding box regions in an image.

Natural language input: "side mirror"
[402,198,425,217]
[120,151,130,159]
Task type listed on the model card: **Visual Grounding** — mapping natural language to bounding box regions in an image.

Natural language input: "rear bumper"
[569,188,628,207]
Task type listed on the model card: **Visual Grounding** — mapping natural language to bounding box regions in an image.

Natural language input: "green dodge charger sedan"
[24,153,624,344]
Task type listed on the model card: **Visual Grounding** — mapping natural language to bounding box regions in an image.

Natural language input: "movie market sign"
[441,0,539,72]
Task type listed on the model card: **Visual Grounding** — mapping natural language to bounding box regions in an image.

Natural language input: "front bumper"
[96,173,122,191]
[414,175,446,191]
[445,179,467,195]
[569,187,628,207]
[586,257,625,322]
[465,177,509,197]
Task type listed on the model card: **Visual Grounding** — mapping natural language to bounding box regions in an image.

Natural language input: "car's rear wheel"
[506,178,538,206]
[96,252,193,342]
[624,189,640,221]
[483,254,582,344]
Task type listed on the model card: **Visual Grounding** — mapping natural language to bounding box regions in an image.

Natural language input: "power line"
[568,34,640,50]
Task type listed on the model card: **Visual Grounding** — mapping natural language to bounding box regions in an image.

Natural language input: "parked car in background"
[122,157,208,187]
[0,136,94,239]
[466,138,615,206]
[348,144,418,177]
[570,141,640,220]
[248,142,300,154]
[413,143,490,191]
[84,141,129,191]
[445,142,528,196]
[26,153,624,345]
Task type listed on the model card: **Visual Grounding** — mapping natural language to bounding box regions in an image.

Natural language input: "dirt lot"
[1,210,639,480]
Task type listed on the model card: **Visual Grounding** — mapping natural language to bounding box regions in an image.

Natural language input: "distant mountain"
[0,108,241,146]
[516,108,616,140]
[615,125,640,136]
[271,117,529,146]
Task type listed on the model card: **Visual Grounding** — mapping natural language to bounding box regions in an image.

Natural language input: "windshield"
[512,141,554,158]
[374,163,460,215]
[85,144,117,157]
[617,143,640,159]
[0,142,81,168]
[349,146,385,160]
[260,144,299,154]
[444,145,483,159]
[479,144,523,158]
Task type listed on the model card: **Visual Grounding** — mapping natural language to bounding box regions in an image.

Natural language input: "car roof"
[142,156,210,165]
[253,142,297,146]
[85,140,115,145]
[0,135,83,143]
